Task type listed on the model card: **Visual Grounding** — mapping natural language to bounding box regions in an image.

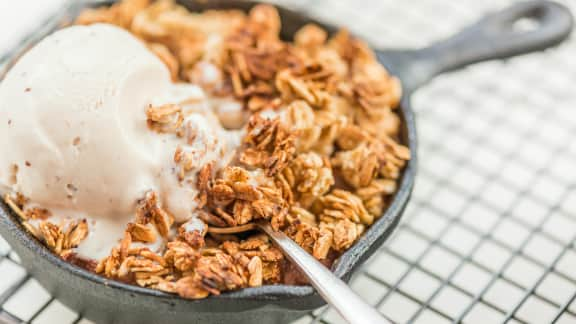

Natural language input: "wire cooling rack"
[1,0,576,323]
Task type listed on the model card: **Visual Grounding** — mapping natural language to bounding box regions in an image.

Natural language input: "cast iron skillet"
[0,1,572,323]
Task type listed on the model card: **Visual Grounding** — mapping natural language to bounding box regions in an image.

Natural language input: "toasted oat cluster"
[6,0,409,299]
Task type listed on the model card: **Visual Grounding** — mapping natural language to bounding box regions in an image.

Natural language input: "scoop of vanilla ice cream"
[0,24,240,259]
[0,24,169,216]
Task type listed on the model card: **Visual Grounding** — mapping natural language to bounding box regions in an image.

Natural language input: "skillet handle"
[378,0,573,92]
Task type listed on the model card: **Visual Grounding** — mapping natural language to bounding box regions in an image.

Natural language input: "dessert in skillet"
[0,0,409,299]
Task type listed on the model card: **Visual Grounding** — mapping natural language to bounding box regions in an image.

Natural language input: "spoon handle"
[260,224,393,324]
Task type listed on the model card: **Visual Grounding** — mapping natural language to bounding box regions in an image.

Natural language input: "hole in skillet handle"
[513,17,541,33]
[483,0,573,50]
[375,0,574,93]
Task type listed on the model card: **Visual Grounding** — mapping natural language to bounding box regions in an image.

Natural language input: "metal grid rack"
[1,0,576,323]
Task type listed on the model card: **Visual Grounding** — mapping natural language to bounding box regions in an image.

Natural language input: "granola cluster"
[7,0,409,299]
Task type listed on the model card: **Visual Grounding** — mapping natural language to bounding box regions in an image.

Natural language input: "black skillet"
[0,1,572,323]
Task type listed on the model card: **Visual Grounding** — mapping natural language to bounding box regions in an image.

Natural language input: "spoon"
[209,223,393,324]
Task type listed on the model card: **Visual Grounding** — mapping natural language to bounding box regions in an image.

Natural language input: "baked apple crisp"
[2,0,409,299]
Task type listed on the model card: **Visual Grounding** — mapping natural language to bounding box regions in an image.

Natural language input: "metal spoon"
[209,223,393,324]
